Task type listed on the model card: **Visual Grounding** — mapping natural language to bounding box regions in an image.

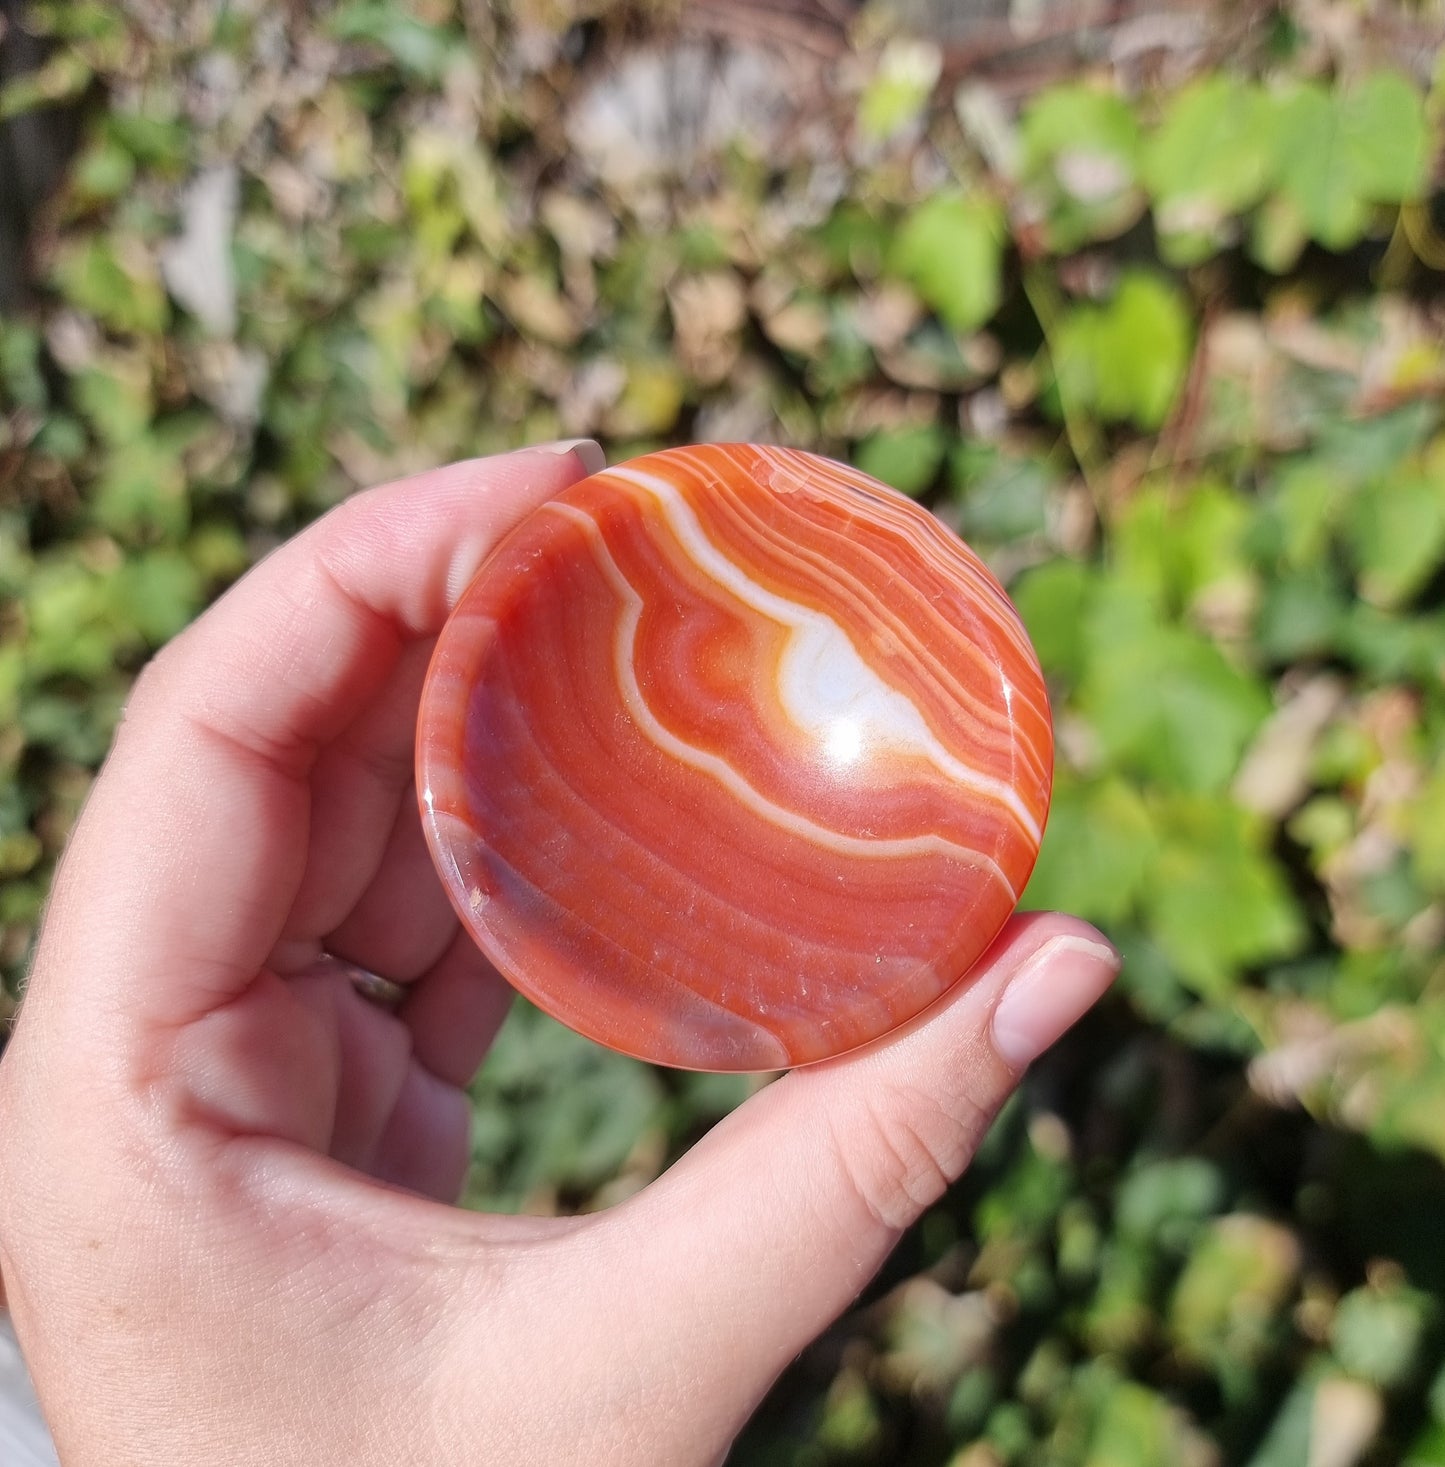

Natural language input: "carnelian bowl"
[416,445,1051,1071]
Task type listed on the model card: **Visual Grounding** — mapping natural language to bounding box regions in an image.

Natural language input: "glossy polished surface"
[417,445,1052,1070]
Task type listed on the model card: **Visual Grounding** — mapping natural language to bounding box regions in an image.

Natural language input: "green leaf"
[1332,1284,1432,1389]
[1269,459,1348,568]
[1271,82,1373,249]
[109,551,203,646]
[1255,570,1349,662]
[107,111,191,171]
[1406,762,1445,895]
[24,0,126,43]
[1346,475,1445,607]
[1083,1381,1189,1467]
[606,359,686,438]
[187,524,250,585]
[1023,777,1157,925]
[985,1400,1037,1460]
[1250,191,1310,274]
[33,413,87,463]
[1114,927,1195,1024]
[1078,586,1269,792]
[0,48,92,119]
[1015,81,1138,160]
[1143,796,1306,994]
[815,203,892,279]
[1012,558,1095,682]
[1406,1422,1445,1467]
[1052,273,1193,431]
[1340,603,1445,682]
[976,1139,1074,1241]
[1143,75,1274,259]
[0,323,47,411]
[853,423,948,497]
[71,138,137,203]
[1369,1059,1445,1160]
[888,192,1004,334]
[1245,1372,1323,1467]
[49,234,169,336]
[948,1367,999,1437]
[1020,83,1143,250]
[1170,1215,1300,1372]
[465,1002,666,1211]
[92,431,192,541]
[329,2,465,82]
[1113,480,1253,618]
[1317,402,1438,481]
[73,360,154,444]
[1085,1249,1157,1355]
[1339,71,1430,204]
[815,1370,883,1453]
[1116,1157,1226,1243]
[1021,84,1140,186]
[24,560,119,679]
[952,446,1053,543]
[1269,73,1428,252]
[857,38,941,143]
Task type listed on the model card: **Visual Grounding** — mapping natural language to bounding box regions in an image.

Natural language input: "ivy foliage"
[2,1,1445,1463]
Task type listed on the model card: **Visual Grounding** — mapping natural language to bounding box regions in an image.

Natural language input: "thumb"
[610,912,1118,1421]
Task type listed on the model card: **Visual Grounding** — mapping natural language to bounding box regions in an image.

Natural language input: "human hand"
[0,445,1119,1467]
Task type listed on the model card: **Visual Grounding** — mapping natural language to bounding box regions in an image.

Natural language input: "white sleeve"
[0,1314,57,1467]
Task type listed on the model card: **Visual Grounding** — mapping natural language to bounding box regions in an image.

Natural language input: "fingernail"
[532,438,607,476]
[990,934,1120,1069]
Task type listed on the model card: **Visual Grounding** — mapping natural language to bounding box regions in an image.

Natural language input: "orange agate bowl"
[416,444,1052,1071]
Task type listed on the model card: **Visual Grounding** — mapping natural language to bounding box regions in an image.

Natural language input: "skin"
[0,445,1119,1466]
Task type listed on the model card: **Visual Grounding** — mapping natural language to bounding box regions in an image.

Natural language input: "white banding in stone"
[545,499,1019,902]
[603,463,1043,845]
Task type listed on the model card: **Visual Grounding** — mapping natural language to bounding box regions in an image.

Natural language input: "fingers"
[274,638,438,966]
[400,927,516,1088]
[322,784,460,981]
[370,1065,473,1201]
[289,966,415,1172]
[598,914,1118,1418]
[175,969,342,1152]
[289,962,470,1200]
[25,443,603,1055]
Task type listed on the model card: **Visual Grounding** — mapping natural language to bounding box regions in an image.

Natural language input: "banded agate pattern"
[417,445,1052,1071]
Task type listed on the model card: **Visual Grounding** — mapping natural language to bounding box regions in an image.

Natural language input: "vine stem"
[1021,261,1109,530]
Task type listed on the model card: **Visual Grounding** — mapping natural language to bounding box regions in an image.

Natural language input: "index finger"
[25,442,604,1046]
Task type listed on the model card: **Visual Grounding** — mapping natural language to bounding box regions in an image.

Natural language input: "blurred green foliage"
[2,0,1445,1462]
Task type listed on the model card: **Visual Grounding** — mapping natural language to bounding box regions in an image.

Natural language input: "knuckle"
[832,1085,993,1233]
